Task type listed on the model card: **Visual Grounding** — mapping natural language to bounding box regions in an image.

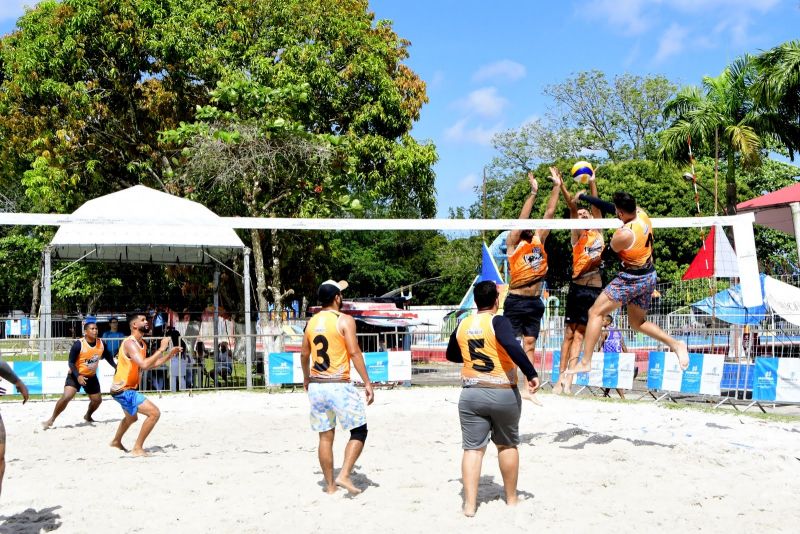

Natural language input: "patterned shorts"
[603,270,658,311]
[307,382,367,432]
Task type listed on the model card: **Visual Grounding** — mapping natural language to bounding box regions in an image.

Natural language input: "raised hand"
[548,166,563,185]
[527,172,538,194]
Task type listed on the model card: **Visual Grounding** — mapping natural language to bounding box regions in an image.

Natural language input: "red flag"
[682,227,716,280]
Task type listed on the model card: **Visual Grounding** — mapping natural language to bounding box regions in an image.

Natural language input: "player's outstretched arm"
[537,169,562,243]
[507,172,538,250]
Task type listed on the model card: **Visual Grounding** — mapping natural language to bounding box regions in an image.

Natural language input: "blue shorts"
[604,270,658,311]
[111,389,147,417]
[307,382,367,432]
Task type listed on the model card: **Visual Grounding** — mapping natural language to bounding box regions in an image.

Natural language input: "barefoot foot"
[84,415,96,423]
[324,484,338,495]
[131,447,151,457]
[335,476,362,495]
[564,362,590,375]
[41,420,53,430]
[110,440,128,452]
[463,503,477,517]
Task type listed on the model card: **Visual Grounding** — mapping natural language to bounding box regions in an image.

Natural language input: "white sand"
[1,388,799,533]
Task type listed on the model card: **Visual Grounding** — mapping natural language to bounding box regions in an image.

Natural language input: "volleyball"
[570,161,594,185]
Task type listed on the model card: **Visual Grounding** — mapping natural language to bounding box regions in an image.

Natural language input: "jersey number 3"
[313,335,330,372]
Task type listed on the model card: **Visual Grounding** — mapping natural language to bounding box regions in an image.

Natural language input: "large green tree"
[660,55,786,215]
[159,0,437,324]
[0,0,437,318]
[543,71,676,161]
[752,40,800,159]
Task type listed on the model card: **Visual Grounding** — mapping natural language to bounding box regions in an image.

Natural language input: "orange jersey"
[619,209,654,269]
[111,336,144,393]
[305,310,350,381]
[76,338,105,376]
[509,236,548,289]
[456,313,518,387]
[572,229,604,279]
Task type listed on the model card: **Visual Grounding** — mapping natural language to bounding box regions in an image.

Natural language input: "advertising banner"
[647,352,683,392]
[387,351,412,382]
[267,352,298,385]
[754,358,800,402]
[13,361,43,394]
[352,352,389,383]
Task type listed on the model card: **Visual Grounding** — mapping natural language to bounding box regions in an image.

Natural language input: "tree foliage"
[543,71,676,161]
[660,55,793,214]
[0,0,438,315]
[752,40,800,159]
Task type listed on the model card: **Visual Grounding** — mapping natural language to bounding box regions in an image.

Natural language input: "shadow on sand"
[0,505,62,533]
[314,466,380,496]
[454,475,535,511]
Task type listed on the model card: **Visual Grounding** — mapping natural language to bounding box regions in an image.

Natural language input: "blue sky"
[2,1,799,216]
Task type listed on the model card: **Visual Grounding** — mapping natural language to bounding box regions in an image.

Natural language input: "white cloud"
[654,23,689,63]
[428,70,445,90]
[472,60,527,83]
[666,0,779,13]
[457,173,479,193]
[583,0,780,48]
[0,1,34,21]
[444,118,503,146]
[583,0,652,35]
[455,87,508,119]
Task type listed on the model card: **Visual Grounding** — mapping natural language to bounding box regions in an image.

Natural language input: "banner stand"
[640,390,677,403]
[742,400,773,414]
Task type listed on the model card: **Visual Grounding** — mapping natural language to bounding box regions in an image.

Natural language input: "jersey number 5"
[313,335,330,372]
[468,339,495,373]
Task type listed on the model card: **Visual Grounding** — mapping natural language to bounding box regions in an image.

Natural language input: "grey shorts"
[458,387,522,449]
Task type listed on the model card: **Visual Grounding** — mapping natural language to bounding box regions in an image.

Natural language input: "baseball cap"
[317,279,349,303]
[83,316,97,328]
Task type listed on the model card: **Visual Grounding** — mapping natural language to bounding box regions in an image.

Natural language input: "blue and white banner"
[574,352,635,389]
[352,352,389,383]
[648,352,725,396]
[267,352,301,385]
[647,352,684,392]
[267,351,410,385]
[2,361,116,395]
[12,361,43,394]
[753,358,800,402]
[679,353,724,396]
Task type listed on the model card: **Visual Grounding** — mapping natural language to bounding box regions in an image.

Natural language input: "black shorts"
[564,283,602,326]
[503,293,545,339]
[65,373,101,395]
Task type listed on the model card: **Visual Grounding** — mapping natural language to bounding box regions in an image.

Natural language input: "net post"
[243,247,253,390]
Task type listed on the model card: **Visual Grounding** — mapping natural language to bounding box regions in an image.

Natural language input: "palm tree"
[752,40,800,159]
[659,55,781,215]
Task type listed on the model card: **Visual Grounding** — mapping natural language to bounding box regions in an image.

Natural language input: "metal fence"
[2,320,799,403]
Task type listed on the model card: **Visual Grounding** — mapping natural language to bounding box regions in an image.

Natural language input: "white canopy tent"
[40,186,254,387]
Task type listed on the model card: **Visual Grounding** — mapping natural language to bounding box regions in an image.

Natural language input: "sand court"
[0,388,799,533]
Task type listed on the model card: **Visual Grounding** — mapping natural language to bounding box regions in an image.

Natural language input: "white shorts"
[307,382,367,432]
